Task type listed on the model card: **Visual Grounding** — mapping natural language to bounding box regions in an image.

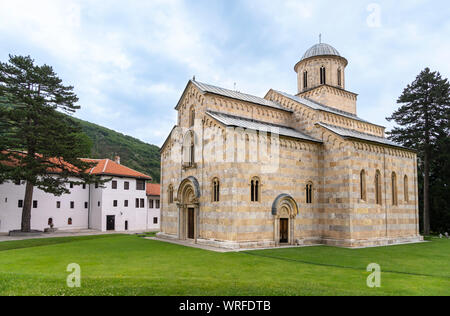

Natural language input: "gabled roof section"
[316,122,412,150]
[83,159,152,180]
[273,90,375,124]
[176,80,292,112]
[206,110,321,143]
[146,183,161,196]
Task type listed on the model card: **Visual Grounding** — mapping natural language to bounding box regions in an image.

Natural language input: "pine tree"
[387,68,450,235]
[0,55,104,232]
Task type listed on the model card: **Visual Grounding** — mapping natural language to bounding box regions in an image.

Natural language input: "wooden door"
[106,216,115,231]
[188,208,195,239]
[280,219,289,243]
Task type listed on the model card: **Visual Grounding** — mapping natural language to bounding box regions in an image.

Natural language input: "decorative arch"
[272,194,299,246]
[176,176,201,242]
[177,176,200,205]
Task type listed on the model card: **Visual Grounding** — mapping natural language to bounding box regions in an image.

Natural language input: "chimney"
[114,156,121,164]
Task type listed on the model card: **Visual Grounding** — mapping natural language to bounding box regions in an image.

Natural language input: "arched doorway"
[272,194,299,246]
[177,177,201,242]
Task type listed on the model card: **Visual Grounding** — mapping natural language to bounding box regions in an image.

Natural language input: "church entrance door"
[280,218,289,243]
[188,208,195,239]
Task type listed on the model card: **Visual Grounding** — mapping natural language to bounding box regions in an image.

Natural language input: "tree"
[0,55,104,232]
[387,68,450,235]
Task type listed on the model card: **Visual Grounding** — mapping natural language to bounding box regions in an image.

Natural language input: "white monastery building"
[0,157,160,233]
[146,183,161,231]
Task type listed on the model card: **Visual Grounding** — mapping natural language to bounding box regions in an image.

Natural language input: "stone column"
[177,203,182,240]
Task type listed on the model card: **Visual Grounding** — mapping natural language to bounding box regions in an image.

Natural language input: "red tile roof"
[146,183,161,196]
[82,159,152,180]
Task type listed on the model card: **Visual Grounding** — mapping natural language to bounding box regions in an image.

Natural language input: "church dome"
[301,43,341,61]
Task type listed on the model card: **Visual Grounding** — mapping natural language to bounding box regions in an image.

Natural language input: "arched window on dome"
[337,68,342,86]
[303,71,308,89]
[320,66,326,85]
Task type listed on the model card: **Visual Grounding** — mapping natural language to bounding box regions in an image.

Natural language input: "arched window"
[68,218,72,225]
[392,172,398,206]
[404,175,409,203]
[212,178,220,202]
[303,71,308,89]
[48,218,53,226]
[360,170,367,201]
[183,131,195,166]
[337,68,342,86]
[320,66,326,85]
[375,170,382,205]
[306,182,313,204]
[251,177,260,202]
[189,107,195,127]
[168,185,174,204]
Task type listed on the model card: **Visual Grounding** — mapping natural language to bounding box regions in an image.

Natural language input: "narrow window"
[212,178,220,202]
[168,185,174,204]
[156,200,160,209]
[124,182,130,190]
[189,107,195,127]
[82,184,86,189]
[135,198,139,208]
[70,183,74,189]
[68,218,72,225]
[320,66,326,84]
[33,200,38,208]
[375,170,382,205]
[404,175,409,203]
[392,172,398,206]
[251,177,260,202]
[113,200,118,207]
[97,201,101,207]
[124,200,129,207]
[149,199,154,209]
[140,198,145,208]
[57,201,61,209]
[153,217,158,224]
[306,183,313,204]
[360,170,367,201]
[125,221,129,231]
[70,201,74,209]
[112,181,117,189]
[84,202,88,209]
[303,71,308,89]
[337,68,342,86]
[190,142,195,165]
[18,200,23,208]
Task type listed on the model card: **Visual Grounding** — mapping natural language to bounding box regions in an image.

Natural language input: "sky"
[0,0,449,147]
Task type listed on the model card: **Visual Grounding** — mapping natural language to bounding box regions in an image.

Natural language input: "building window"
[124,181,130,190]
[153,217,158,224]
[404,175,409,203]
[68,218,72,225]
[70,183,74,189]
[320,66,326,85]
[124,200,129,207]
[95,183,99,189]
[18,200,23,208]
[113,200,118,207]
[125,221,128,231]
[149,199,154,209]
[155,200,160,209]
[97,201,101,207]
[306,182,313,204]
[84,202,88,209]
[189,106,195,127]
[360,170,367,201]
[212,178,220,202]
[136,180,145,191]
[135,198,139,208]
[57,201,61,209]
[375,170,382,205]
[168,185,174,204]
[140,198,145,208]
[112,181,117,189]
[48,218,53,226]
[303,71,308,89]
[33,200,38,208]
[337,68,342,86]
[82,184,86,189]
[251,177,260,202]
[392,172,398,206]
[70,201,74,209]
[183,131,195,166]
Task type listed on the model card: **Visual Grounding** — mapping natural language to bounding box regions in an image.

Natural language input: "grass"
[0,235,448,296]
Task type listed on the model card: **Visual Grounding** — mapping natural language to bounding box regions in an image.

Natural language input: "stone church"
[158,42,422,249]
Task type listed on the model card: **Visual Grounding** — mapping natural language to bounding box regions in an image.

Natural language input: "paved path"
[145,237,319,253]
[0,229,157,242]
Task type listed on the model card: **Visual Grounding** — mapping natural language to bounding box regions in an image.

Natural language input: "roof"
[301,43,342,61]
[206,110,321,143]
[82,159,152,180]
[274,90,380,125]
[316,122,411,150]
[146,183,161,196]
[189,80,292,112]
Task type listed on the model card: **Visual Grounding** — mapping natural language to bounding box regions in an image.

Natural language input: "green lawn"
[0,235,448,296]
